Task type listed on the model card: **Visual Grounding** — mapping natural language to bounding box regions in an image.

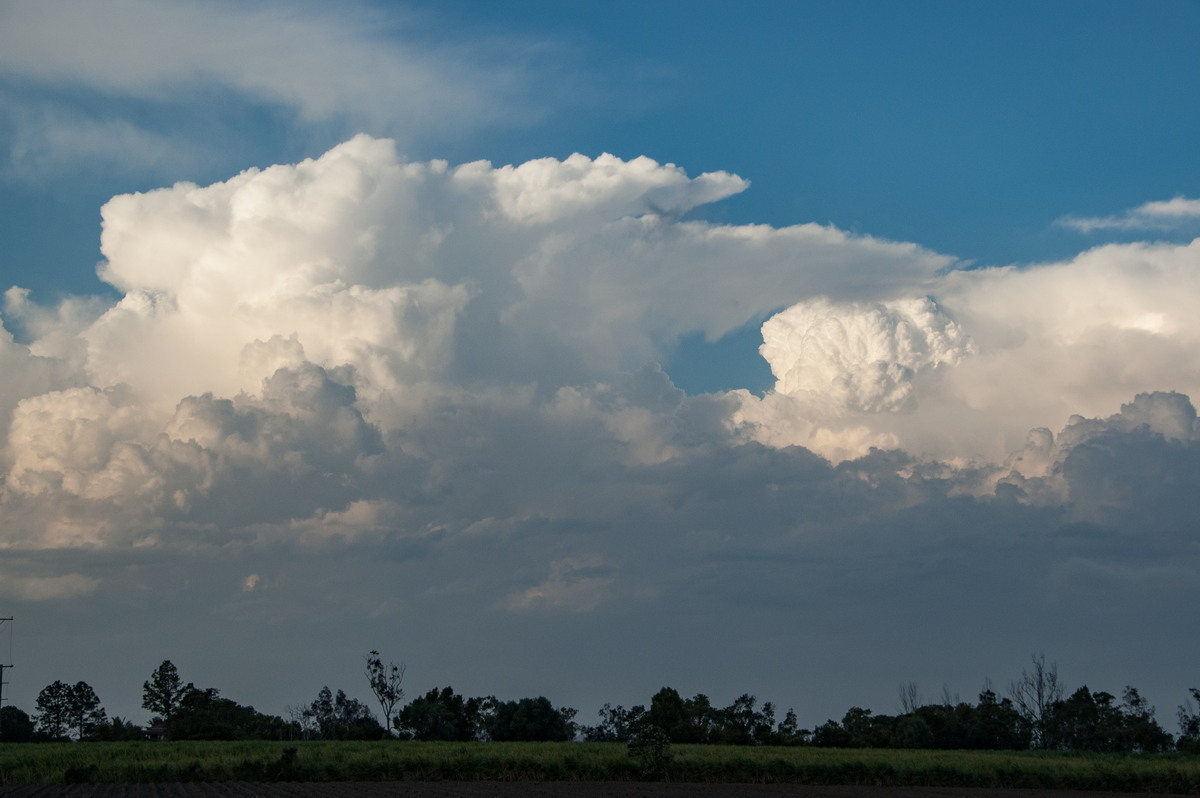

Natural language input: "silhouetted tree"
[1046,685,1171,753]
[965,689,1028,750]
[88,716,145,741]
[142,660,193,723]
[1178,688,1200,753]
[170,687,295,740]
[35,681,106,741]
[0,706,35,742]
[304,686,385,740]
[581,703,646,742]
[67,682,107,741]
[894,715,935,748]
[628,724,673,780]
[34,680,73,740]
[647,687,691,743]
[713,693,776,745]
[398,686,490,741]
[1114,686,1172,753]
[811,718,852,747]
[364,650,404,735]
[773,708,808,745]
[484,696,575,741]
[1009,654,1063,749]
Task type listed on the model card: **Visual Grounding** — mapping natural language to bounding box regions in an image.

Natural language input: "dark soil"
[0,785,1189,798]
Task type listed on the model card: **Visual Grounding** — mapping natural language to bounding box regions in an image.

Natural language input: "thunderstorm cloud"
[2,136,1199,722]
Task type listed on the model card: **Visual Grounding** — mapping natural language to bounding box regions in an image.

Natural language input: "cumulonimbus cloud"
[3,137,1200,737]
[0,135,950,554]
[1,135,1198,606]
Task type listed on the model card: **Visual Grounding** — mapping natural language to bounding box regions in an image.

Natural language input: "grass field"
[1,741,1199,792]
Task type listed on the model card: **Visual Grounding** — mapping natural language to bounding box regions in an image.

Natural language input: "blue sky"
[4,0,1199,398]
[1,0,1200,731]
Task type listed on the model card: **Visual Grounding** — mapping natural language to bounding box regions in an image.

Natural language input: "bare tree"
[1009,653,1062,749]
[364,650,405,735]
[898,681,922,714]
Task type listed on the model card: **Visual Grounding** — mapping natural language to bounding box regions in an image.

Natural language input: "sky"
[1,0,1200,732]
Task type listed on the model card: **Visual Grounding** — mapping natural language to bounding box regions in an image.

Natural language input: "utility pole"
[0,617,11,736]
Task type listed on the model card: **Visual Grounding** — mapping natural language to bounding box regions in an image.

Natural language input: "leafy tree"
[913,701,972,749]
[894,715,935,749]
[34,680,73,740]
[648,686,720,739]
[773,708,809,745]
[303,686,384,740]
[1046,685,1171,753]
[840,706,894,747]
[89,716,145,741]
[398,686,491,741]
[35,680,106,741]
[142,660,193,722]
[170,687,295,740]
[1115,686,1172,753]
[484,696,576,741]
[1178,687,1200,753]
[364,650,405,736]
[965,689,1028,750]
[682,693,719,743]
[812,706,898,748]
[811,718,852,747]
[67,682,107,741]
[0,706,36,742]
[713,693,777,745]
[627,724,673,780]
[647,687,692,743]
[581,703,645,742]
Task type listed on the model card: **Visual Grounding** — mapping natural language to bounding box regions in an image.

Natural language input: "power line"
[0,617,11,736]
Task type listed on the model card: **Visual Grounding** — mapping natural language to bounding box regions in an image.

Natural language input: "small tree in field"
[364,650,405,735]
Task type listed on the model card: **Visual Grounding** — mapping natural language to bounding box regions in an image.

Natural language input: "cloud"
[1057,196,1200,233]
[504,556,616,613]
[0,136,951,552]
[0,96,211,182]
[736,237,1200,463]
[7,136,1200,554]
[0,569,97,601]
[0,0,562,182]
[2,137,1200,729]
[759,296,972,413]
[79,135,947,407]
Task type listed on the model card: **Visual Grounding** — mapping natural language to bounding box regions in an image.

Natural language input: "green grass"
[1,741,1199,791]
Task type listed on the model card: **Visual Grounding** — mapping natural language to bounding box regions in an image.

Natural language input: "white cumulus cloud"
[1058,196,1200,233]
[736,236,1200,463]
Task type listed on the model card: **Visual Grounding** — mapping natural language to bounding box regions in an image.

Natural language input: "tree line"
[2,653,1199,754]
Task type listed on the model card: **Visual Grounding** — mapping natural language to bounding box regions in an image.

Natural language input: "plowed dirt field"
[0,785,1187,798]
